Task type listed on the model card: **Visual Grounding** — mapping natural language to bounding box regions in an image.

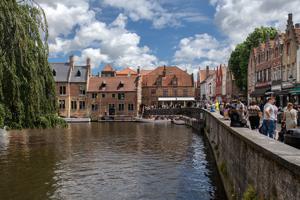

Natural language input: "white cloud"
[102,0,208,29]
[174,34,232,71]
[37,1,161,69]
[210,0,300,44]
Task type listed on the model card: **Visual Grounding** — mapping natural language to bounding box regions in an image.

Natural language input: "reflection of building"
[50,56,90,118]
[142,66,195,107]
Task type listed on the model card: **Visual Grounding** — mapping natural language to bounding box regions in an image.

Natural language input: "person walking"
[248,101,261,130]
[283,103,298,130]
[261,97,276,138]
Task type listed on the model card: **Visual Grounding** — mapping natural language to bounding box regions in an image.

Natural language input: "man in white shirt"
[261,97,276,138]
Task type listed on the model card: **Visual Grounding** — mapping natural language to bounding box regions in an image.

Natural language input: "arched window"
[76,70,81,77]
[52,69,56,76]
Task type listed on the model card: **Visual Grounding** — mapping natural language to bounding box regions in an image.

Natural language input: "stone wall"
[203,110,300,200]
[145,108,300,199]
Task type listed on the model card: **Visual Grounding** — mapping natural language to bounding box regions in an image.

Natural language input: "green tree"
[0,0,66,129]
[228,27,278,92]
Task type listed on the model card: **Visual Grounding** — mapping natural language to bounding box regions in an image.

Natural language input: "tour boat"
[171,119,186,125]
[134,117,171,123]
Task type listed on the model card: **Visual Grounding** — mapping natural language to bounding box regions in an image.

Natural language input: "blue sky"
[38,0,300,75]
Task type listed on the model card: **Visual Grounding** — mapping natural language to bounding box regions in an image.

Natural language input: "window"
[109,104,115,109]
[52,69,56,76]
[71,101,77,110]
[183,89,188,96]
[76,70,81,77]
[128,104,134,111]
[80,85,86,95]
[119,104,125,111]
[92,104,98,111]
[59,100,65,109]
[151,89,156,96]
[102,93,105,98]
[92,93,97,99]
[59,86,66,95]
[112,93,115,98]
[163,89,168,97]
[79,101,85,110]
[118,93,125,100]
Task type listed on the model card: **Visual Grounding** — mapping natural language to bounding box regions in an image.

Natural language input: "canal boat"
[171,119,186,125]
[134,117,171,123]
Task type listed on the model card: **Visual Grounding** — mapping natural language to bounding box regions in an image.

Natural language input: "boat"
[134,117,171,123]
[171,119,186,125]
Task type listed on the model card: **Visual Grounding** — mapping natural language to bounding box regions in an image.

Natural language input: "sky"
[36,0,300,75]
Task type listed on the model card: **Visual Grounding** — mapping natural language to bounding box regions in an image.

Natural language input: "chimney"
[137,66,140,74]
[69,55,74,70]
[295,23,300,29]
[206,66,209,79]
[288,13,293,25]
[86,57,91,77]
[162,65,166,77]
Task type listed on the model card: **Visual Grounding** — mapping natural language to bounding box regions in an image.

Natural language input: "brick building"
[225,67,241,101]
[87,73,140,120]
[50,56,90,118]
[248,34,283,104]
[142,66,195,107]
[215,64,227,102]
[281,13,300,105]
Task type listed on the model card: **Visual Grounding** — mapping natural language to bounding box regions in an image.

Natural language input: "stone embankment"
[144,108,300,200]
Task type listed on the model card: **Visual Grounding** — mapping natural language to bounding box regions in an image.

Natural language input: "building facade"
[142,66,195,107]
[281,13,300,106]
[50,56,90,118]
[215,64,227,102]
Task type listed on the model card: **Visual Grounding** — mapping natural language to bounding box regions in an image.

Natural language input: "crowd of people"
[204,97,299,141]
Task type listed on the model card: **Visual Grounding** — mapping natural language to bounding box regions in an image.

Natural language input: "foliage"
[242,185,258,200]
[0,0,66,129]
[228,27,278,92]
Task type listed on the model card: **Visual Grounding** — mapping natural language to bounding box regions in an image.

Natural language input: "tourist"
[248,101,261,130]
[223,104,230,120]
[273,101,279,139]
[282,102,298,130]
[236,100,248,127]
[261,97,276,138]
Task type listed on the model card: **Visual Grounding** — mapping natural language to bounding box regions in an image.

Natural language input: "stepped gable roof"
[102,64,114,72]
[142,66,193,87]
[70,65,88,82]
[50,62,70,82]
[88,76,137,92]
[116,67,137,76]
[140,69,152,76]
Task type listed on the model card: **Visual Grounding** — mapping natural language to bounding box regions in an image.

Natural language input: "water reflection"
[0,123,226,200]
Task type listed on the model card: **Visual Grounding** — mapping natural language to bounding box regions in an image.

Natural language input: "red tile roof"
[88,76,137,92]
[102,64,114,72]
[116,67,137,76]
[142,66,193,87]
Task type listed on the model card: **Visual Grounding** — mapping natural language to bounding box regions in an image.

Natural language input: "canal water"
[0,123,226,200]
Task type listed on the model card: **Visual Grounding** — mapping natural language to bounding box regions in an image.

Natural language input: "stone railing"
[144,108,300,200]
[203,110,300,200]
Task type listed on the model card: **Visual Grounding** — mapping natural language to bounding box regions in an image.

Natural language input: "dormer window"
[76,70,81,77]
[119,81,124,87]
[99,81,106,90]
[52,69,56,76]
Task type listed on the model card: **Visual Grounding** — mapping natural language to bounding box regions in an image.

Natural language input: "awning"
[250,88,271,97]
[289,87,300,95]
[158,97,195,101]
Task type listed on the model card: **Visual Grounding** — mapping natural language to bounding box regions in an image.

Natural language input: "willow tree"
[0,0,65,128]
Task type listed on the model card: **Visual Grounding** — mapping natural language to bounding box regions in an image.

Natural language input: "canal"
[0,123,226,200]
